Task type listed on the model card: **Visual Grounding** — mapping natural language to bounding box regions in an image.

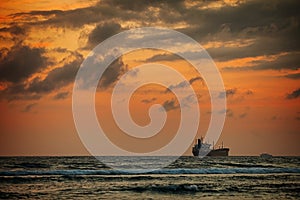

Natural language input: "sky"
[0,0,299,156]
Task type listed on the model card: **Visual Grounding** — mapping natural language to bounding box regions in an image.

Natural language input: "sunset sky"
[0,0,299,156]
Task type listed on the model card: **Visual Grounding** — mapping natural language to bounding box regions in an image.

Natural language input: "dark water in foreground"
[0,156,299,199]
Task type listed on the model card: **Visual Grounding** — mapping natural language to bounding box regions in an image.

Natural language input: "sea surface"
[0,156,299,199]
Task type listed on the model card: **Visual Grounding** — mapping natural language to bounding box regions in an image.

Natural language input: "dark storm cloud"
[245,90,253,95]
[226,109,234,118]
[216,109,234,117]
[219,88,237,98]
[283,73,300,79]
[223,52,300,71]
[164,77,203,93]
[28,57,83,93]
[53,91,69,100]
[127,68,139,77]
[145,53,181,62]
[22,7,104,28]
[98,57,127,89]
[258,52,300,71]
[10,10,63,18]
[0,25,28,46]
[239,113,247,119]
[189,76,203,85]
[218,109,248,119]
[162,99,179,112]
[5,92,42,102]
[203,21,299,62]
[109,0,187,12]
[144,51,209,63]
[22,103,38,113]
[0,49,127,101]
[8,0,299,63]
[182,94,197,106]
[0,52,83,101]
[109,0,296,64]
[87,22,123,47]
[286,88,300,99]
[31,0,183,28]
[0,47,9,60]
[141,97,157,104]
[0,26,26,35]
[0,31,89,101]
[12,1,138,28]
[0,44,47,83]
[218,88,253,102]
[168,80,189,90]
[177,0,300,62]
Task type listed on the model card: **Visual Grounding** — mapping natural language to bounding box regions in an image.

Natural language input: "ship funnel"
[197,139,201,148]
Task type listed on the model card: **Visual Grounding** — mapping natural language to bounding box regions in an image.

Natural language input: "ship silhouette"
[192,137,229,157]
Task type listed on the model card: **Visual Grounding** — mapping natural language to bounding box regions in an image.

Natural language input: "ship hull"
[207,148,229,157]
[192,148,229,157]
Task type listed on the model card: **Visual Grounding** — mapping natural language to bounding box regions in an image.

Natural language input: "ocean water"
[0,156,299,199]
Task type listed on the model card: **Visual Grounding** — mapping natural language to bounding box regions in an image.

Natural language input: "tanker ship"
[192,138,229,157]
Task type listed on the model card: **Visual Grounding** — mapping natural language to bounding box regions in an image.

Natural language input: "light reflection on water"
[0,156,299,199]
